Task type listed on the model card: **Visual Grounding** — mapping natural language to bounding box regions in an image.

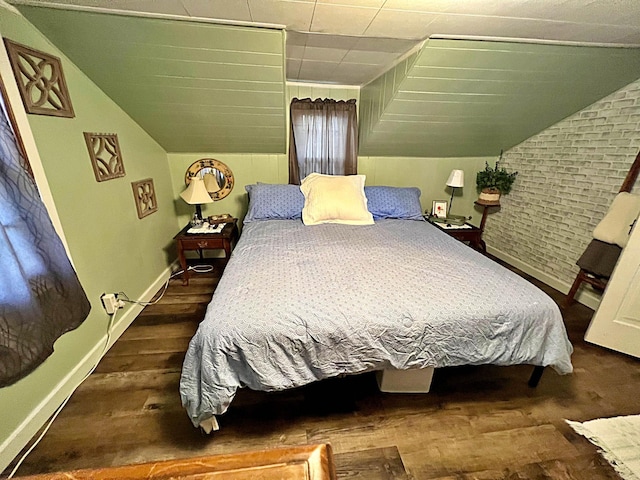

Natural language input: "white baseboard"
[486,246,601,311]
[0,263,176,475]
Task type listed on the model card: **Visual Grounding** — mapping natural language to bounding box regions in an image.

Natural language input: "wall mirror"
[184,158,234,200]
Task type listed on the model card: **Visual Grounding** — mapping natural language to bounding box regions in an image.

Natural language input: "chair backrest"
[566,148,640,306]
[620,150,640,193]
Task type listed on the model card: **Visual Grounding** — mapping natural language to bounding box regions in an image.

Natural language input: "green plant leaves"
[476,161,518,194]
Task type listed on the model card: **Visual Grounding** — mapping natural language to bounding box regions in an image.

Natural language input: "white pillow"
[593,192,640,248]
[300,173,374,226]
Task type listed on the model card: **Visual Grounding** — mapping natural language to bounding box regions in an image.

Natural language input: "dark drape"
[0,102,90,387]
[288,98,358,185]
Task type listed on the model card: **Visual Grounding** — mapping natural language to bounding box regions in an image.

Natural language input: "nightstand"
[174,219,239,285]
[427,217,486,252]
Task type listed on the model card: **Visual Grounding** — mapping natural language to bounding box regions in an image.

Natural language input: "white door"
[585,213,640,358]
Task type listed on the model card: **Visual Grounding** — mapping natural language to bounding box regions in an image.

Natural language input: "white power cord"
[189,264,214,273]
[117,264,213,308]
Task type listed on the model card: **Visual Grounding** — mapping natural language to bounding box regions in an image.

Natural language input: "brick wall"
[484,78,640,297]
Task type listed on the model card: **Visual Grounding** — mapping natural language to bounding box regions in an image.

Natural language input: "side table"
[174,219,239,285]
[475,200,500,232]
[427,217,486,252]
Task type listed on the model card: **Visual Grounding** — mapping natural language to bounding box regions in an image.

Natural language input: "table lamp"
[446,169,464,215]
[180,176,213,224]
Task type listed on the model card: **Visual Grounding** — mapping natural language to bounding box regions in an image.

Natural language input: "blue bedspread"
[180,219,573,426]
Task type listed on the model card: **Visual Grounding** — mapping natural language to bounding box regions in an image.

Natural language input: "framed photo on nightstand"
[432,200,448,218]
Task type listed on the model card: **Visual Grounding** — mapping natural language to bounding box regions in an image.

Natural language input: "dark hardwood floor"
[4,258,638,479]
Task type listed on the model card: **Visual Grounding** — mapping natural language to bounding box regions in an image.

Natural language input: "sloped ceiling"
[12,0,640,87]
[16,6,287,154]
[13,4,640,157]
[360,38,640,157]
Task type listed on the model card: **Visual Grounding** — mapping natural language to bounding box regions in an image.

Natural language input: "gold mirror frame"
[184,158,234,201]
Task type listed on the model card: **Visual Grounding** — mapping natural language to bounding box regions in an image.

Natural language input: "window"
[288,98,358,184]
[0,77,90,387]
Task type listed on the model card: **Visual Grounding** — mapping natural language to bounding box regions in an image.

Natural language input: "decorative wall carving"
[131,178,157,219]
[4,39,74,118]
[83,132,125,182]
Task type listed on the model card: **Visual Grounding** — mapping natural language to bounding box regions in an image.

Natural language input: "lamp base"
[191,205,204,226]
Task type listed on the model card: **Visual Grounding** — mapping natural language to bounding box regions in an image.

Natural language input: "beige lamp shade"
[180,177,214,205]
[203,172,221,193]
[446,169,465,188]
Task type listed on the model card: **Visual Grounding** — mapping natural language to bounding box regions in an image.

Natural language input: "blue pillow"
[364,186,424,220]
[244,184,304,222]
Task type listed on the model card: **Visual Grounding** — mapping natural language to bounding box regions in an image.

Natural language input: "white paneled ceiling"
[10,0,640,86]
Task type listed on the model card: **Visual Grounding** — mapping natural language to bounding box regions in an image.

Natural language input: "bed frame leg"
[528,366,545,388]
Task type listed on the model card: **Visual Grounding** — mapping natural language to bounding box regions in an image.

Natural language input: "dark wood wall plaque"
[131,178,157,219]
[4,39,74,118]
[83,132,125,182]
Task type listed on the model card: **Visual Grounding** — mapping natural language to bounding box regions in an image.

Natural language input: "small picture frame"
[432,200,448,218]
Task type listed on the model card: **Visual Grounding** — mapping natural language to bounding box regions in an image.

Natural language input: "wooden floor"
[4,258,639,479]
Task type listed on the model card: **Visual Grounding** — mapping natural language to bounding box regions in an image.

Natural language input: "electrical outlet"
[100,293,123,314]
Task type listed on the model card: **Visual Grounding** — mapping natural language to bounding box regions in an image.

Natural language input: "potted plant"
[476,153,518,205]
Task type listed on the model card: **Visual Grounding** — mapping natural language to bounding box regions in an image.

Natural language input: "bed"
[180,177,573,430]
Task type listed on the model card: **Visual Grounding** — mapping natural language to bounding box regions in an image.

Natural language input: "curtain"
[288,98,358,185]
[0,101,90,388]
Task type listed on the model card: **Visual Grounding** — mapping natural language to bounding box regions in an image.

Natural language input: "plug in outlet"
[101,293,123,314]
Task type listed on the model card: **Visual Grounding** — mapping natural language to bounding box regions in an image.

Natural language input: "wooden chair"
[565,150,640,306]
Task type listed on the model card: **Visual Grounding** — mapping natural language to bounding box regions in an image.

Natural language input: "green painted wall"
[169,83,490,228]
[360,156,490,222]
[169,152,287,227]
[288,83,360,103]
[169,84,361,227]
[169,152,489,229]
[359,50,419,148]
[0,9,177,466]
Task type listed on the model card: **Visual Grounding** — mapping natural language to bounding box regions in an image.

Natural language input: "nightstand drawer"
[448,229,479,242]
[174,219,239,286]
[180,238,224,250]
